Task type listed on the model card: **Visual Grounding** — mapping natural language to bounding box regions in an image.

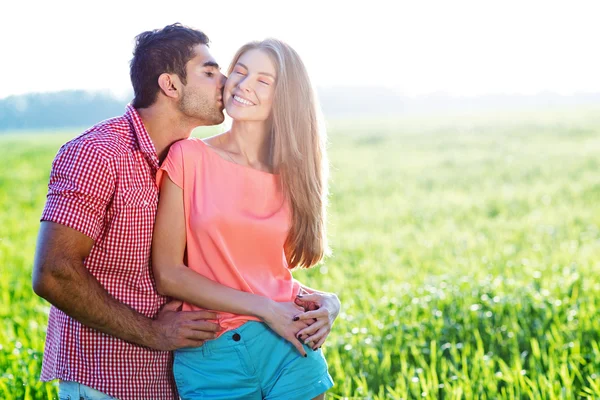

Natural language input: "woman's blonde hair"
[228,39,329,269]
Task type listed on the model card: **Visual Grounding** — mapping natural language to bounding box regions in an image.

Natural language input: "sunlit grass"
[1,107,600,399]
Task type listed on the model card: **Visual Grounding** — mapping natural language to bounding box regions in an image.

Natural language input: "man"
[33,23,341,399]
[32,24,225,399]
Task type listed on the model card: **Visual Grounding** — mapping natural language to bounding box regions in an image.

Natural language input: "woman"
[152,39,336,400]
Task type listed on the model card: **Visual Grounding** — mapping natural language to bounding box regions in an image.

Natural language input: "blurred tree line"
[3,89,600,132]
[0,87,407,133]
[0,91,127,132]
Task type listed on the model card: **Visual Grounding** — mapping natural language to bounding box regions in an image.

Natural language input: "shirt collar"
[125,104,159,170]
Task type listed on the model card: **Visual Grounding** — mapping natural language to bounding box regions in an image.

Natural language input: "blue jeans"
[58,381,117,400]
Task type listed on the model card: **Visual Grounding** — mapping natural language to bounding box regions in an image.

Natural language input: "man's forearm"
[35,257,157,348]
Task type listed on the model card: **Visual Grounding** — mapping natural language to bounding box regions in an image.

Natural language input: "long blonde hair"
[228,39,329,269]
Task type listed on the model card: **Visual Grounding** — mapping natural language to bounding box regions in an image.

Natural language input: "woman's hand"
[293,292,340,350]
[260,300,312,357]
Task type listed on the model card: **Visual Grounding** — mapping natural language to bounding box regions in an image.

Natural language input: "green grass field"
[2,107,600,399]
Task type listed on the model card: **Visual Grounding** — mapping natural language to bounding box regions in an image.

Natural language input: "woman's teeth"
[234,95,253,106]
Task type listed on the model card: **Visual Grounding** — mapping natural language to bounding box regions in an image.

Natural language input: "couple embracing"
[33,23,339,400]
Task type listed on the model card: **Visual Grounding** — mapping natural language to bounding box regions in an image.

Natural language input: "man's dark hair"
[130,23,209,108]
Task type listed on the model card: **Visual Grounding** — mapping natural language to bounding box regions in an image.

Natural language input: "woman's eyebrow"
[237,62,275,78]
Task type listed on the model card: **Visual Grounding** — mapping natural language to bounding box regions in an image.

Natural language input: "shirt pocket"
[121,187,158,209]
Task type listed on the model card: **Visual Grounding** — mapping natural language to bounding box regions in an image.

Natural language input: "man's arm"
[33,139,219,350]
[32,221,219,351]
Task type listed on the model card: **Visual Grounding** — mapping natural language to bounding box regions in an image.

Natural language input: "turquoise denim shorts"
[173,321,334,400]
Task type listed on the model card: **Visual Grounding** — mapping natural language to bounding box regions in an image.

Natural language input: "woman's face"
[224,49,277,122]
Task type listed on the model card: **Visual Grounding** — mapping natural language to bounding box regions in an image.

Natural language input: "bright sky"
[1,0,599,99]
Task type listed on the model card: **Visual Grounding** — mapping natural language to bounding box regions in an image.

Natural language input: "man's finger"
[186,320,221,332]
[181,339,206,348]
[184,328,218,341]
[160,300,183,312]
[186,311,218,320]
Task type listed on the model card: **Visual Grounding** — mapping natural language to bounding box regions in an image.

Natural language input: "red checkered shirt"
[40,105,177,399]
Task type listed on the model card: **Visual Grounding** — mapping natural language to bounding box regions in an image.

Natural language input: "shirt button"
[232,333,241,341]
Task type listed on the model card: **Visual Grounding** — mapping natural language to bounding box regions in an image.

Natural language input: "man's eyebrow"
[236,62,275,78]
[203,61,220,69]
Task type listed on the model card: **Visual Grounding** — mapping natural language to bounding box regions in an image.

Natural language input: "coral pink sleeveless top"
[157,138,301,333]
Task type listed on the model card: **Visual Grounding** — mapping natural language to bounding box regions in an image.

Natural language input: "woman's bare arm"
[152,174,310,355]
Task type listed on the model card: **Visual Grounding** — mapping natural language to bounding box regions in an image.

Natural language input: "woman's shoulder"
[162,138,208,174]
[169,137,207,154]
[202,133,230,150]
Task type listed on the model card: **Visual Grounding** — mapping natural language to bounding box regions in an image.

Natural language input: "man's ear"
[157,73,182,99]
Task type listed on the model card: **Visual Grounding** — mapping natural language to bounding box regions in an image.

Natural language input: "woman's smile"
[232,94,255,106]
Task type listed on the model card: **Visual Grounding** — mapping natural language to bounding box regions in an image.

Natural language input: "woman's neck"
[229,120,272,167]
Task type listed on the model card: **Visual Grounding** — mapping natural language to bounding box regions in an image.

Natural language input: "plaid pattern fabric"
[39,105,177,399]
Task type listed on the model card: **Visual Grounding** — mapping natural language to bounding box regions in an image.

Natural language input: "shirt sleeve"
[157,141,185,189]
[41,139,115,241]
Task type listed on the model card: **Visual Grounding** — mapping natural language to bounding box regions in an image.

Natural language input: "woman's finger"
[294,309,327,321]
[296,319,326,339]
[296,293,322,304]
[294,297,319,311]
[305,328,329,349]
[312,334,328,349]
[292,320,312,330]
[285,333,307,357]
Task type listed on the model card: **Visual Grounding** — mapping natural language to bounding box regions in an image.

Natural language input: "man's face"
[178,44,225,125]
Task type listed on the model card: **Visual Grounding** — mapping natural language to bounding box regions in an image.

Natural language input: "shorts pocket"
[58,380,76,400]
[173,349,207,398]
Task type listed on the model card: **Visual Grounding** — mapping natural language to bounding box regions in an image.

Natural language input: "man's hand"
[149,300,221,351]
[294,292,340,350]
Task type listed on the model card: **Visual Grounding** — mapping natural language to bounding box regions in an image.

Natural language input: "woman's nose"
[238,77,252,92]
